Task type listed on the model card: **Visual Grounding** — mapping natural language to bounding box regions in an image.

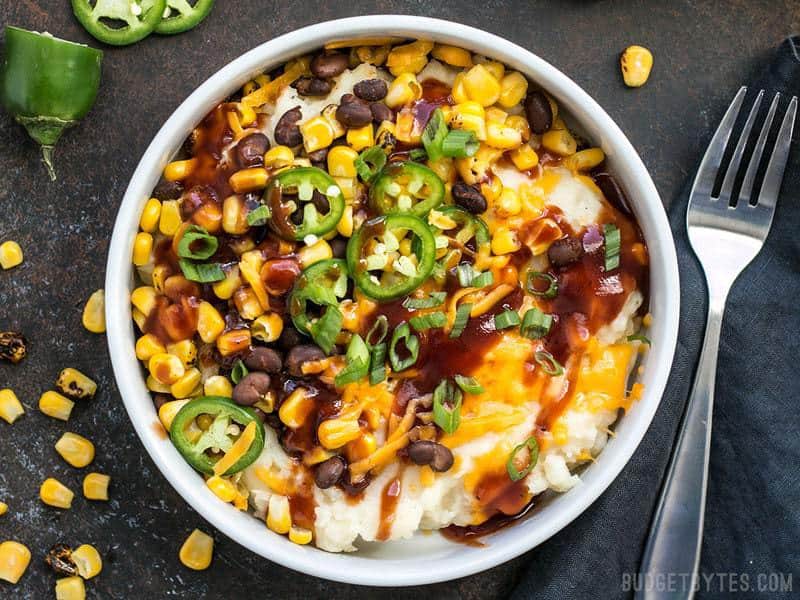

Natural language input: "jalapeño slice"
[288,258,349,336]
[435,205,490,248]
[71,0,167,46]
[156,0,216,35]
[370,161,445,217]
[266,167,345,240]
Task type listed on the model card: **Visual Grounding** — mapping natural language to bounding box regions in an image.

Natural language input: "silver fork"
[636,87,797,599]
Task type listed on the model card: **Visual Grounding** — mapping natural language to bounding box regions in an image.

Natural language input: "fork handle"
[635,302,725,600]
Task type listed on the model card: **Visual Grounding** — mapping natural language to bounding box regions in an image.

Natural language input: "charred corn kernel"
[131,308,147,332]
[0,502,6,516]
[384,72,422,108]
[486,121,523,150]
[139,198,162,232]
[222,195,248,235]
[431,44,472,67]
[317,418,361,449]
[164,158,197,182]
[82,473,110,501]
[135,334,165,361]
[229,167,268,193]
[448,111,486,141]
[266,494,291,534]
[212,265,241,300]
[233,286,264,320]
[39,391,74,421]
[564,147,606,171]
[345,433,377,462]
[346,122,374,152]
[279,388,315,429]
[55,433,95,468]
[196,302,225,343]
[510,145,539,170]
[206,475,237,502]
[82,289,106,333]
[386,40,432,76]
[216,329,251,356]
[479,174,503,205]
[462,64,501,107]
[203,376,233,398]
[148,353,185,385]
[179,529,213,571]
[158,399,189,431]
[300,116,334,153]
[158,200,182,236]
[151,264,169,294]
[336,205,354,238]
[171,368,202,399]
[130,286,156,316]
[506,115,531,141]
[0,241,23,270]
[297,239,332,268]
[192,202,223,233]
[394,109,421,144]
[375,119,396,149]
[327,146,358,178]
[264,145,294,169]
[426,157,456,184]
[55,576,85,600]
[132,232,153,266]
[55,368,96,400]
[498,71,529,108]
[166,340,197,367]
[146,375,170,393]
[0,389,24,424]
[320,104,345,139]
[491,227,521,255]
[251,313,283,343]
[485,106,508,123]
[354,43,391,66]
[0,541,31,584]
[451,71,469,104]
[621,45,653,87]
[541,127,577,156]
[40,478,74,509]
[496,188,522,217]
[71,544,102,580]
[288,526,313,545]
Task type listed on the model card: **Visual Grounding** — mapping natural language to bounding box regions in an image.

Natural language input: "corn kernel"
[506,115,531,141]
[69,544,102,580]
[158,200,182,236]
[132,232,154,266]
[336,205,355,238]
[278,388,315,429]
[300,116,335,153]
[82,289,106,334]
[234,286,264,320]
[477,59,505,81]
[130,287,155,318]
[158,399,190,431]
[486,121,523,150]
[166,339,197,367]
[212,265,241,300]
[498,71,529,108]
[0,389,24,424]
[394,109,422,144]
[55,576,85,600]
[510,145,539,171]
[496,188,522,217]
[171,368,202,399]
[346,123,374,152]
[288,526,313,545]
[39,391,74,421]
[0,541,30,584]
[251,313,283,343]
[327,146,359,178]
[431,44,472,67]
[266,494,291,534]
[321,104,346,139]
[491,227,521,255]
[179,529,213,571]
[541,127,577,156]
[564,147,606,171]
[317,417,361,449]
[385,72,422,108]
[82,473,110,501]
[195,301,224,344]
[297,239,333,268]
[40,478,74,509]
[621,45,653,87]
[149,353,186,385]
[192,202,223,233]
[229,167,268,193]
[264,145,295,170]
[202,375,232,398]
[139,198,162,232]
[0,502,6,516]
[354,43,391,65]
[345,432,377,462]
[386,40,433,76]
[448,109,486,141]
[146,375,170,393]
[164,158,197,182]
[451,71,469,104]
[206,475,238,502]
[222,195,248,235]
[216,329,251,356]
[462,64,501,107]
[55,432,95,468]
[53,368,97,402]
[0,241,23,270]
[135,334,166,361]
[485,106,508,123]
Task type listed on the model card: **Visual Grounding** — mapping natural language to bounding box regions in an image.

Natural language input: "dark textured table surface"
[1,1,798,598]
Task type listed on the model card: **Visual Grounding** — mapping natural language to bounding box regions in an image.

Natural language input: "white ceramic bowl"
[106,16,679,586]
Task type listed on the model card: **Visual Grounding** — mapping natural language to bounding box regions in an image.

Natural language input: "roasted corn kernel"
[317,417,362,449]
[320,103,346,138]
[620,45,653,87]
[251,313,283,343]
[462,64,501,107]
[222,195,248,235]
[297,239,333,268]
[158,399,190,431]
[266,494,291,534]
[0,541,30,584]
[346,123,374,152]
[203,375,232,398]
[55,368,97,400]
[384,72,422,108]
[139,198,162,232]
[212,265,241,300]
[496,188,522,217]
[39,391,74,421]
[486,121,523,150]
[216,329,251,356]
[82,473,110,501]
[541,127,577,156]
[192,202,223,233]
[264,145,294,169]
[327,146,359,177]
[171,368,202,399]
[55,433,95,468]
[451,71,469,104]
[132,232,153,266]
[498,71,529,108]
[70,544,102,580]
[564,147,606,171]
[130,286,157,317]
[336,205,354,238]
[40,478,74,509]
[278,388,315,429]
[0,389,24,424]
[135,334,166,361]
[229,167,268,193]
[477,58,505,81]
[0,241,23,270]
[301,116,335,153]
[179,529,213,571]
[431,44,472,67]
[148,353,186,386]
[0,502,6,516]
[166,339,197,367]
[394,109,421,144]
[197,301,225,343]
[55,576,85,600]
[510,145,539,170]
[146,375,170,394]
[386,40,432,76]
[288,526,313,545]
[158,200,182,236]
[234,286,264,320]
[82,289,106,334]
[491,227,522,255]
[206,475,237,502]
[164,158,197,182]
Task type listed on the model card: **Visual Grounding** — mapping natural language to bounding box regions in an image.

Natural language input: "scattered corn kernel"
[171,368,202,399]
[288,526,313,545]
[82,473,110,501]
[0,389,24,424]
[158,399,190,431]
[71,544,102,579]
[266,494,291,534]
[55,368,97,400]
[327,146,359,177]
[40,478,74,509]
[510,145,539,170]
[55,432,95,468]
[251,312,283,343]
[158,200,182,235]
[431,44,472,67]
[206,476,238,502]
[462,64,501,107]
[179,530,214,570]
[564,147,606,171]
[0,241,23,270]
[498,71,529,108]
[164,158,197,182]
[39,391,74,421]
[55,576,85,600]
[82,289,106,334]
[278,388,315,429]
[0,541,30,584]
[0,502,6,516]
[620,45,653,87]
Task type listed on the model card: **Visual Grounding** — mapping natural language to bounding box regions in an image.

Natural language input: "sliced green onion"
[456,263,476,287]
[408,148,428,161]
[310,305,343,354]
[506,436,539,482]
[433,379,462,434]
[366,315,389,346]
[389,322,420,371]
[494,309,521,330]
[409,311,447,332]
[177,225,218,260]
[627,333,651,344]
[470,271,494,288]
[449,302,473,339]
[520,308,553,339]
[421,108,448,162]
[534,350,563,376]
[334,334,370,387]
[354,146,387,183]
[441,129,479,158]
[603,223,621,272]
[231,360,249,385]
[369,342,387,385]
[402,291,446,310]
[178,259,225,283]
[454,374,484,394]
[246,204,271,226]
[526,271,558,298]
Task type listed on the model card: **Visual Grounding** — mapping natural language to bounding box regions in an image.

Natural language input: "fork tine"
[738,93,781,205]
[717,90,764,204]
[755,96,797,209]
[691,86,747,199]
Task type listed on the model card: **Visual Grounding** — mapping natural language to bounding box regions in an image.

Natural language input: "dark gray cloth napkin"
[511,37,800,599]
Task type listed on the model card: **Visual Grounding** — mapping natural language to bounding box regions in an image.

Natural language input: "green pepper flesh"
[288,258,349,336]
[156,0,216,34]
[370,161,445,217]
[71,0,167,46]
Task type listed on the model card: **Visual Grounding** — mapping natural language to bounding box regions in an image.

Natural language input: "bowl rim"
[106,15,680,586]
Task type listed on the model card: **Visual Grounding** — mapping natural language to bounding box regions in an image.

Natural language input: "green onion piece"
[310,306,343,354]
[603,223,621,272]
[408,148,428,161]
[520,308,553,340]
[627,333,651,344]
[506,436,539,482]
[402,291,446,310]
[246,205,271,226]
[454,374,484,394]
[494,309,521,330]
[334,334,370,387]
[178,259,226,283]
[366,315,389,346]
[409,311,447,332]
[534,350,564,376]
[176,225,218,260]
[432,379,462,434]
[526,271,558,298]
[456,263,476,287]
[389,322,420,371]
[449,303,473,339]
[354,146,387,183]
[231,360,249,385]
[470,271,494,288]
[421,108,448,162]
[441,129,479,158]
[369,342,387,385]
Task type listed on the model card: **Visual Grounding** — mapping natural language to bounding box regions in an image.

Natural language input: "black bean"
[336,100,373,129]
[152,179,184,201]
[310,53,348,79]
[407,440,455,472]
[274,106,303,147]
[339,470,370,496]
[235,133,270,168]
[244,347,282,373]
[548,236,584,267]
[452,182,488,214]
[370,102,393,123]
[277,325,304,352]
[232,372,271,406]
[525,90,553,134]
[286,344,326,377]
[353,78,388,101]
[307,147,329,169]
[593,172,632,215]
[314,455,346,489]
[152,393,171,410]
[330,237,347,259]
[311,189,330,213]
[293,76,333,97]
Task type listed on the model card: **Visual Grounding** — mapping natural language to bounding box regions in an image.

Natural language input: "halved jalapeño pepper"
[266,167,345,241]
[370,161,444,217]
[288,258,349,336]
[347,214,436,301]
[170,396,265,475]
